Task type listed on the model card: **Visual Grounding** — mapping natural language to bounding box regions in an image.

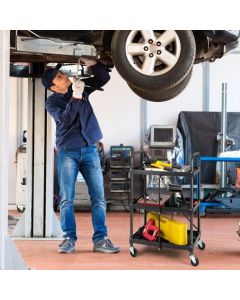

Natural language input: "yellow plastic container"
[147,211,188,246]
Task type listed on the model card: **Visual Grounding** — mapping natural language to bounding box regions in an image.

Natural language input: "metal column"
[220,82,227,188]
[0,30,27,269]
[12,78,62,239]
[202,62,210,112]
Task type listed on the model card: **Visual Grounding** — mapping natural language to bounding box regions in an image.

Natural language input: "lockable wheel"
[189,255,199,267]
[129,246,138,257]
[198,240,206,250]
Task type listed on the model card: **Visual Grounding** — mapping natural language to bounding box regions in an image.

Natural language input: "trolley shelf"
[130,230,200,251]
[131,167,200,177]
[132,201,200,214]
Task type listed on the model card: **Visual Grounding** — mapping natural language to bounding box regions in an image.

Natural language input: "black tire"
[128,68,193,102]
[111,30,196,91]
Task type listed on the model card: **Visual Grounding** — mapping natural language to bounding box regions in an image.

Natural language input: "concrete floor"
[9,211,240,270]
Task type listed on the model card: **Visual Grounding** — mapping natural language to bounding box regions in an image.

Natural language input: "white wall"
[209,48,240,112]
[90,68,141,153]
[146,63,204,128]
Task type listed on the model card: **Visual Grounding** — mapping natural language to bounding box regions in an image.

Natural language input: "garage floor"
[11,211,240,270]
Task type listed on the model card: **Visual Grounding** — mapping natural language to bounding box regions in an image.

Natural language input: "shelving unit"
[108,145,133,210]
[109,157,131,193]
[129,152,205,266]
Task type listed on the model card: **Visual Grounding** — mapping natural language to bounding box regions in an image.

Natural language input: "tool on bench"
[151,160,181,171]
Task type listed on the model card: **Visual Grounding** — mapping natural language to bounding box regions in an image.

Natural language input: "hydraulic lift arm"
[10,31,98,63]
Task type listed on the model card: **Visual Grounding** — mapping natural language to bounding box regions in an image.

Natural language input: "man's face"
[51,71,71,94]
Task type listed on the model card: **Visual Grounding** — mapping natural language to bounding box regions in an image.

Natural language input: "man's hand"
[72,77,85,99]
[80,57,97,67]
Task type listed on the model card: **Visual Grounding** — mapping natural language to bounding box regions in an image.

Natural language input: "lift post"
[11,78,63,239]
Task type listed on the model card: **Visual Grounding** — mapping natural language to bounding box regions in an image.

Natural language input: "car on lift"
[10,30,240,102]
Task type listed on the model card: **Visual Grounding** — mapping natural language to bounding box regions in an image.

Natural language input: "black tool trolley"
[129,152,205,267]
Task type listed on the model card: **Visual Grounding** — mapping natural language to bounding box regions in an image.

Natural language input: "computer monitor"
[150,125,176,148]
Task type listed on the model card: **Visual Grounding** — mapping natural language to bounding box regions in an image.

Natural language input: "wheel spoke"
[126,43,145,56]
[158,49,178,67]
[141,55,156,75]
[140,30,156,43]
[158,30,177,46]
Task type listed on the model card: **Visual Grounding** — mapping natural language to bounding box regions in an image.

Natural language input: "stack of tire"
[111,30,196,102]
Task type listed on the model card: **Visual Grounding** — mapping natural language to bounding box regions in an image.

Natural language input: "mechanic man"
[41,57,120,254]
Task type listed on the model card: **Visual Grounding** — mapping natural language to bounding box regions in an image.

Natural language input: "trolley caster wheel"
[189,255,199,267]
[129,246,138,257]
[198,240,206,250]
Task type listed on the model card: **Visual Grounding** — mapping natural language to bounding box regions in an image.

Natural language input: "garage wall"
[209,50,240,112]
[146,63,204,128]
[90,68,141,153]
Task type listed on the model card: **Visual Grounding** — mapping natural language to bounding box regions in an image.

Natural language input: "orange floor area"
[12,211,240,270]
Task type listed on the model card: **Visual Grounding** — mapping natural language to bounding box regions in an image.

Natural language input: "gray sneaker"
[58,237,76,253]
[93,239,120,253]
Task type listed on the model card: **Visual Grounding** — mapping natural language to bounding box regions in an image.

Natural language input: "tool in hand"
[76,57,103,91]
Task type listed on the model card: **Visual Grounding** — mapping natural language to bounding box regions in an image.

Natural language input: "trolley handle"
[191,152,200,171]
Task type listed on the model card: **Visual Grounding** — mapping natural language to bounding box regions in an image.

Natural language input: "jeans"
[57,145,107,243]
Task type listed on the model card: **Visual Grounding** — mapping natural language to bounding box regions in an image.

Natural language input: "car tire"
[128,68,193,102]
[111,30,196,91]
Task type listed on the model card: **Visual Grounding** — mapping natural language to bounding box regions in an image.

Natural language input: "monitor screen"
[150,125,176,148]
[154,128,173,142]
